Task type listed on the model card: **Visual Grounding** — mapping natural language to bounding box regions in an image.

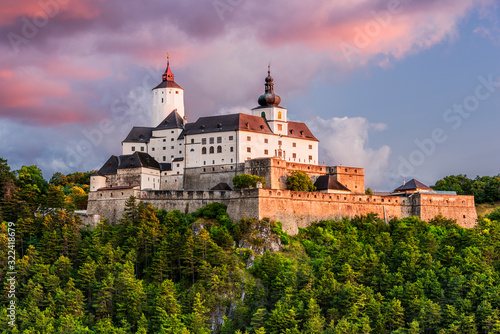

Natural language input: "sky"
[0,0,499,191]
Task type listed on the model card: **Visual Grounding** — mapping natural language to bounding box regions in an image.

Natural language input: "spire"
[258,66,281,107]
[162,52,174,82]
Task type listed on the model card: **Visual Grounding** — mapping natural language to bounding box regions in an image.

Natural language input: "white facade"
[152,87,184,127]
[92,63,320,192]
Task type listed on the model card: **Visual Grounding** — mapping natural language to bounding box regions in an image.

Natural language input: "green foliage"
[286,170,316,192]
[432,174,500,204]
[365,187,373,195]
[232,174,266,189]
[5,159,500,333]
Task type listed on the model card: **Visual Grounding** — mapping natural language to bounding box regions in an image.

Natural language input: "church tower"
[251,66,288,136]
[151,53,185,127]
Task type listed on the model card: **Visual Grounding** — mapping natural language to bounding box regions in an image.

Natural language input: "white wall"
[152,88,185,127]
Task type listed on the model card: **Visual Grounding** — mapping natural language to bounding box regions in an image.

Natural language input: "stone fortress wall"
[87,186,477,235]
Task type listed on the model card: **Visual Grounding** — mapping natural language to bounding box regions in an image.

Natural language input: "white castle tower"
[151,53,185,127]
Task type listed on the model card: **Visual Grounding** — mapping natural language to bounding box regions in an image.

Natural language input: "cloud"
[307,116,392,190]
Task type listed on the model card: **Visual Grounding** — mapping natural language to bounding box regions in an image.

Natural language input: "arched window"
[209,146,215,154]
[278,111,282,119]
[261,111,266,118]
[217,146,222,153]
[202,147,207,155]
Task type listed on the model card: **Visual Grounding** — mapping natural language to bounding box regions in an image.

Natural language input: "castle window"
[209,137,215,144]
[463,215,466,218]
[161,98,164,103]
[247,147,251,153]
[212,167,215,171]
[309,155,312,160]
[202,138,207,145]
[247,136,251,141]
[191,139,194,144]
[278,124,283,131]
[264,139,268,143]
[293,143,296,147]
[202,147,207,155]
[177,164,180,167]
[231,159,233,163]
[217,146,222,153]
[163,139,166,142]
[354,169,357,173]
[216,137,221,143]
[230,147,234,152]
[345,168,348,172]
[203,168,206,171]
[163,156,166,161]
[265,149,269,155]
[309,145,313,149]
[292,153,296,158]
[179,151,182,154]
[229,136,234,140]
[140,147,144,152]
[132,146,135,151]
[278,140,282,146]
[278,111,282,119]
[209,146,215,154]
[163,147,166,150]
[203,161,206,165]
[261,111,266,118]
[176,91,179,94]
[171,146,174,149]
[212,160,215,164]
[190,149,194,152]
[152,148,155,151]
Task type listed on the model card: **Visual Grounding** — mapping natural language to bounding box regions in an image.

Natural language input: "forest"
[2,159,500,333]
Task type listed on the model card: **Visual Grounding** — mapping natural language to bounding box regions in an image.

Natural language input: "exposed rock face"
[238,219,283,256]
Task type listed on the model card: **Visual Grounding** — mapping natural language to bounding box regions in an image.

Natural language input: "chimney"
[403,179,406,185]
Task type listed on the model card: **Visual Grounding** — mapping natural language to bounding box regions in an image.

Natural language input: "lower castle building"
[87,56,477,233]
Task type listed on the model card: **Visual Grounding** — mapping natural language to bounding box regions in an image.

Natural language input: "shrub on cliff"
[233,174,266,189]
[286,170,316,192]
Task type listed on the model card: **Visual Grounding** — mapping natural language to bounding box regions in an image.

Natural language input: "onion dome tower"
[252,66,288,135]
[258,66,282,107]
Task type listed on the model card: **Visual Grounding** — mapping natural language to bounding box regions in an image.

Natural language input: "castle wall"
[183,163,245,190]
[87,188,141,224]
[415,193,477,228]
[87,182,477,234]
[329,166,365,193]
[257,190,409,235]
[244,158,330,190]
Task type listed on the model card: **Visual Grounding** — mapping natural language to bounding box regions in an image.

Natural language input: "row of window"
[202,146,233,154]
[200,136,234,145]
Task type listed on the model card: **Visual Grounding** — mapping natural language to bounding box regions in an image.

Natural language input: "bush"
[286,170,316,192]
[233,174,266,189]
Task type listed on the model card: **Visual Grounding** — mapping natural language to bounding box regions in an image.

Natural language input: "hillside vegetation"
[2,159,500,333]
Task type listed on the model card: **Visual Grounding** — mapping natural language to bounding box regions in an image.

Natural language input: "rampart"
[87,188,477,234]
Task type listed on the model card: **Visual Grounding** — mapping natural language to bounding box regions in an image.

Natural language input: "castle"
[86,56,477,234]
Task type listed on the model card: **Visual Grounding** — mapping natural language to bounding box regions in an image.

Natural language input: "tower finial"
[162,52,174,82]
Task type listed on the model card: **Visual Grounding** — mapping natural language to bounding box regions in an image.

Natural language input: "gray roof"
[314,175,350,191]
[180,113,273,136]
[210,182,233,191]
[153,80,183,90]
[118,152,160,170]
[394,179,431,192]
[155,110,185,129]
[122,127,154,143]
[96,152,161,175]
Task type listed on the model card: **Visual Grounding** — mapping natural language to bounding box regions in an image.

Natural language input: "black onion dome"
[258,66,281,107]
[258,93,281,106]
